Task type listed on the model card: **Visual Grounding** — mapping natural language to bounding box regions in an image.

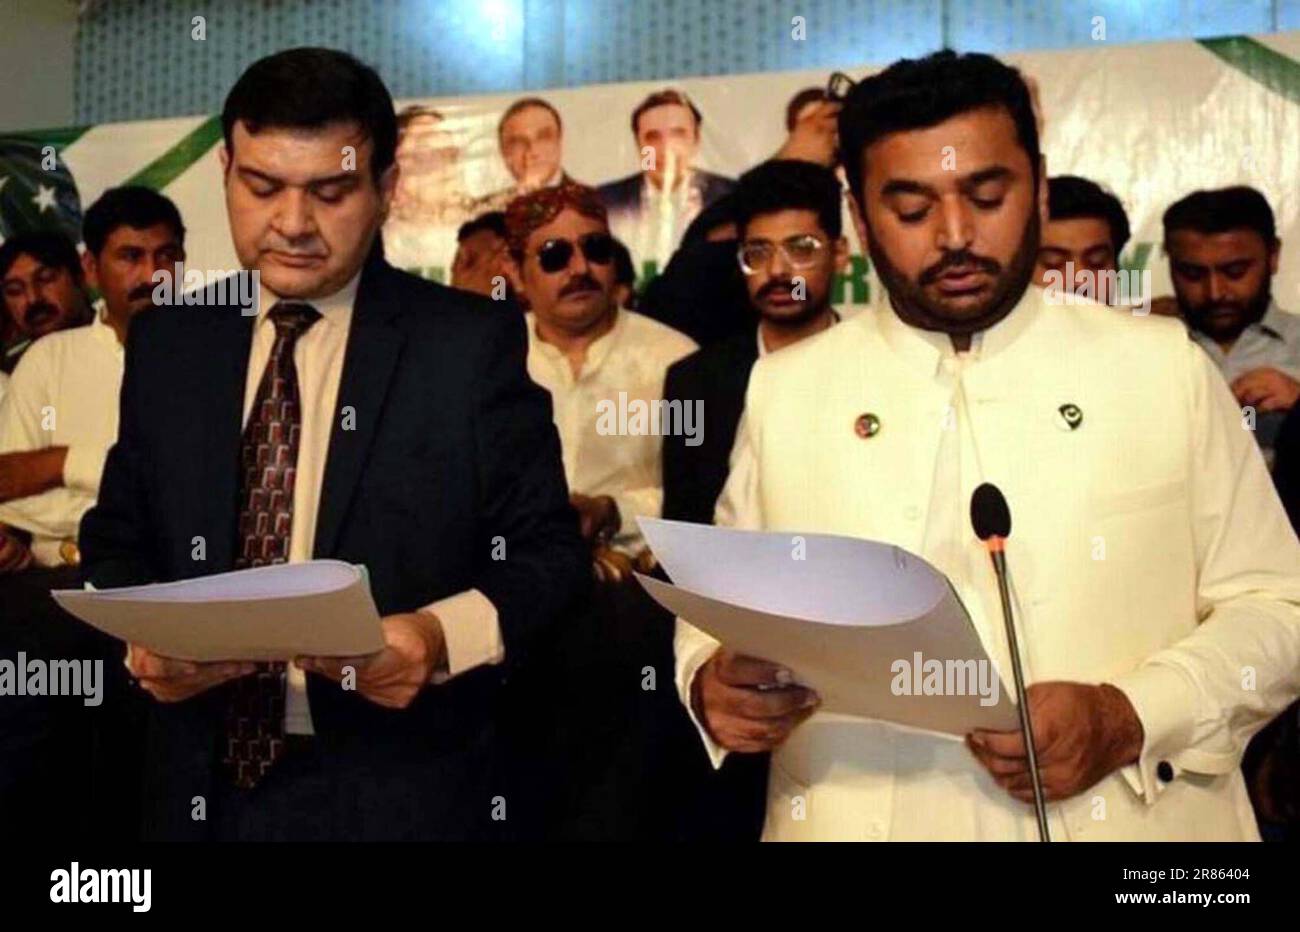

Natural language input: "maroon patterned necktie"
[221,301,321,790]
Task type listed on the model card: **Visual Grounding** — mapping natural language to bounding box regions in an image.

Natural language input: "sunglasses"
[533,232,615,274]
[737,234,828,275]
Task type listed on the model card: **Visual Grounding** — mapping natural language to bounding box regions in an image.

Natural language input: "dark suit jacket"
[79,249,588,839]
[662,328,759,525]
[659,328,771,840]
[596,169,735,219]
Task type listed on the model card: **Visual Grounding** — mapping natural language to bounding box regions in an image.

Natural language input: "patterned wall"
[75,0,1300,125]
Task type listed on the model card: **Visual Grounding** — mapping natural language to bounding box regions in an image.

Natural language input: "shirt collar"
[527,308,624,377]
[874,285,1042,375]
[256,271,361,332]
[1256,301,1289,341]
[758,308,841,357]
[92,300,125,355]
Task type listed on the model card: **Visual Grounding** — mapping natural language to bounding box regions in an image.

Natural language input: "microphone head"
[970,483,1011,540]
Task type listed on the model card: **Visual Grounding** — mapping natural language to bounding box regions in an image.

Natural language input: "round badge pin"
[855,413,881,438]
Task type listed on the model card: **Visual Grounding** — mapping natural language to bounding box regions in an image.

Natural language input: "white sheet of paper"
[636,518,1018,737]
[52,560,385,662]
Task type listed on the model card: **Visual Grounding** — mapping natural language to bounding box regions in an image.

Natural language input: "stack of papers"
[52,560,384,662]
[635,518,1018,737]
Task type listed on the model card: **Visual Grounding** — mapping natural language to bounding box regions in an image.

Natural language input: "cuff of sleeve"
[674,619,728,770]
[63,443,108,494]
[1107,664,1201,804]
[421,588,504,683]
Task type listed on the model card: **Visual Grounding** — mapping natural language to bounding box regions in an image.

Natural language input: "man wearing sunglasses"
[504,181,696,558]
[501,182,694,838]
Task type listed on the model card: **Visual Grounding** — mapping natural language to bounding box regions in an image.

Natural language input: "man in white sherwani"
[674,50,1300,841]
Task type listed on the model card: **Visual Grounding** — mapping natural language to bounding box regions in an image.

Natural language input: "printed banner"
[2,33,1299,313]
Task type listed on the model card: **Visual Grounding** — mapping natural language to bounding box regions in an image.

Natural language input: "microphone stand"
[988,540,1051,842]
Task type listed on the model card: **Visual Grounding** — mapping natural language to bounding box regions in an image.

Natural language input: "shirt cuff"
[1107,664,1200,804]
[420,588,504,683]
[62,442,108,494]
[674,620,729,770]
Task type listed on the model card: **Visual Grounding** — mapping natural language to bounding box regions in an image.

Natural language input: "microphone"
[970,482,1050,842]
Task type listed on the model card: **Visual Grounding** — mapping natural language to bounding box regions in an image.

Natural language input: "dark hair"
[457,211,508,243]
[733,160,843,241]
[630,89,702,137]
[82,186,185,257]
[1162,185,1277,248]
[786,87,827,131]
[611,237,635,287]
[222,47,397,183]
[837,50,1041,210]
[0,230,82,282]
[681,193,738,247]
[498,97,562,140]
[1047,175,1130,256]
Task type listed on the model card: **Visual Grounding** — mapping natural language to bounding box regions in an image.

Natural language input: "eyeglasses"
[737,234,827,275]
[533,232,615,274]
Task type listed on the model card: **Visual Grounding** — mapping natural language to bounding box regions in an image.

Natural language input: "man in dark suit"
[78,47,587,841]
[663,160,846,526]
[596,89,735,274]
[659,160,846,839]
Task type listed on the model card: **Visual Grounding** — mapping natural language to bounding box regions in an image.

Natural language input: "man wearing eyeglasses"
[658,159,846,841]
[504,182,696,558]
[663,160,847,531]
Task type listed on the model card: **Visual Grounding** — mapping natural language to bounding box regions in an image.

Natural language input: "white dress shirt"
[0,307,122,566]
[246,279,503,734]
[525,308,696,554]
[679,287,1300,841]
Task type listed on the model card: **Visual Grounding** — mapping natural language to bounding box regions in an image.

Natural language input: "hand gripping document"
[635,518,1018,738]
[52,560,384,662]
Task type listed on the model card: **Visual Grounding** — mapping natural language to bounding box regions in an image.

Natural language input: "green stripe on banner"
[125,114,222,190]
[1197,36,1300,105]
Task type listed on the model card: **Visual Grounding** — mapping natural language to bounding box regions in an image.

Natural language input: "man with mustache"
[0,186,183,838]
[506,181,696,559]
[502,181,693,837]
[659,159,846,841]
[78,49,586,841]
[0,231,92,374]
[664,159,846,529]
[0,187,184,572]
[675,50,1300,841]
[1163,186,1297,460]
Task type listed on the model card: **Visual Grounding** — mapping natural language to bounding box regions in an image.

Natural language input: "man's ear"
[1269,239,1281,276]
[80,248,100,293]
[218,145,231,183]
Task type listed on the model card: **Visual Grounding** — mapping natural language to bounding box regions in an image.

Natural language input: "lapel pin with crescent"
[854,412,881,439]
[1057,403,1083,431]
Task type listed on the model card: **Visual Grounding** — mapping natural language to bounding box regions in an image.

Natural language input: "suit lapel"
[196,304,255,571]
[313,256,406,558]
